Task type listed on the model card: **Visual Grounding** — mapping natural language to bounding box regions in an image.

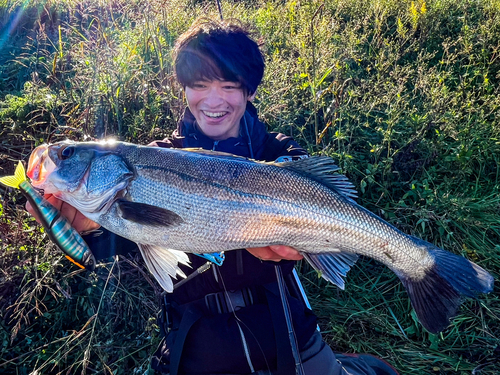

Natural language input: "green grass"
[0,0,499,374]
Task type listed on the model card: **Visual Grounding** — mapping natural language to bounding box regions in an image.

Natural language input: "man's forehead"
[194,79,241,85]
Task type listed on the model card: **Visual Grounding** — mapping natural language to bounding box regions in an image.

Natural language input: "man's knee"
[300,331,399,375]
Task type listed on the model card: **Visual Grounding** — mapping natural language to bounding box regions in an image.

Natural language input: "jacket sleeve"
[82,229,138,260]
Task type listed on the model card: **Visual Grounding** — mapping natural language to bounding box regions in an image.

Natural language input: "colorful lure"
[0,161,96,270]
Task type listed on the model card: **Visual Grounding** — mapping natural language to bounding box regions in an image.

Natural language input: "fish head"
[28,142,93,193]
[27,140,134,213]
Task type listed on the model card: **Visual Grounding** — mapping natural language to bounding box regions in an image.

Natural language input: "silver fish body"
[27,140,494,333]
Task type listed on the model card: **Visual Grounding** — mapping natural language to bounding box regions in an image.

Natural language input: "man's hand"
[246,245,303,262]
[26,194,100,233]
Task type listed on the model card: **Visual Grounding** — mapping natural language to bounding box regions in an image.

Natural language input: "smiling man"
[146,18,399,375]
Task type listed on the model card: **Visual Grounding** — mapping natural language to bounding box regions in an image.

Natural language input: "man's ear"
[248,91,257,102]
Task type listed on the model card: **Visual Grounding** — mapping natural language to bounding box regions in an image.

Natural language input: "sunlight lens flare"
[0,0,32,52]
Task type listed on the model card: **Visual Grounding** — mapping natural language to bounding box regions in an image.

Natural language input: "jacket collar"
[172,102,267,158]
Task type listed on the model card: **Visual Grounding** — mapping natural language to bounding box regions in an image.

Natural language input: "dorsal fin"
[181,148,250,160]
[181,149,358,199]
[278,156,358,200]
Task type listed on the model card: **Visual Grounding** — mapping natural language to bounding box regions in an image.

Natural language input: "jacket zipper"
[212,140,219,150]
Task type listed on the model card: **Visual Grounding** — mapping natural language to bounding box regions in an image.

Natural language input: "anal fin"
[302,251,358,289]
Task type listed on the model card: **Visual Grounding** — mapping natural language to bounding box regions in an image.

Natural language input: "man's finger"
[26,195,100,233]
[268,245,304,260]
[246,247,282,262]
[246,245,304,262]
[25,201,42,223]
[45,195,64,211]
[73,213,101,233]
[59,201,78,226]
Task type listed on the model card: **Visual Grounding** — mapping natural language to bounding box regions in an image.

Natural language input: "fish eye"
[59,145,75,160]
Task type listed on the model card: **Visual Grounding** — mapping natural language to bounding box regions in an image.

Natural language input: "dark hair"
[173,18,264,95]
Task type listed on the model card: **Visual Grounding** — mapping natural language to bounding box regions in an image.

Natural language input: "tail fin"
[399,248,494,333]
[0,161,26,189]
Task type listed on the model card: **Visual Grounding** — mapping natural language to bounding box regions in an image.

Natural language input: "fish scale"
[130,155,386,255]
[26,140,494,333]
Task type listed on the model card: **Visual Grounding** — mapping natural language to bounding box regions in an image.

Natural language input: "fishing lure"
[0,161,96,270]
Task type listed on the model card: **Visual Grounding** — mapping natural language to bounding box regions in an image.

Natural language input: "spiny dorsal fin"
[181,149,358,199]
[278,156,358,200]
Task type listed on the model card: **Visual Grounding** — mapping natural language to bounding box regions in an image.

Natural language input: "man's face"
[185,80,252,141]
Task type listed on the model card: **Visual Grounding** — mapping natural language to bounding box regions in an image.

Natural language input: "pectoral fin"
[118,200,184,227]
[137,244,191,292]
[302,251,359,289]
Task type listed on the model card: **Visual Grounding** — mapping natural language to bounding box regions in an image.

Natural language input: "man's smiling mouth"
[202,110,228,118]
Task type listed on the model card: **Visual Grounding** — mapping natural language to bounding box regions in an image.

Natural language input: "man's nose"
[203,86,225,106]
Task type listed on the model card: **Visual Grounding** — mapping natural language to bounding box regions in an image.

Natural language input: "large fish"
[26,140,494,333]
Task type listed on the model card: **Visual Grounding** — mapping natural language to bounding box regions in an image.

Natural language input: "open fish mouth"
[27,144,56,186]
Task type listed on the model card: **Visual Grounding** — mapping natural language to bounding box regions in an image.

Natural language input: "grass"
[0,0,499,373]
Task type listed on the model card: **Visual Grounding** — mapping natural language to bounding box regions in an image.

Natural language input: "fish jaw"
[28,142,86,196]
[27,144,46,181]
[27,144,58,192]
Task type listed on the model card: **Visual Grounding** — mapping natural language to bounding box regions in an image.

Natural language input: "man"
[28,18,399,375]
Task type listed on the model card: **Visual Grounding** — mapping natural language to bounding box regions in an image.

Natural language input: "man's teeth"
[203,111,227,118]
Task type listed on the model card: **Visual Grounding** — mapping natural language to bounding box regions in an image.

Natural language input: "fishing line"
[215,265,272,374]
